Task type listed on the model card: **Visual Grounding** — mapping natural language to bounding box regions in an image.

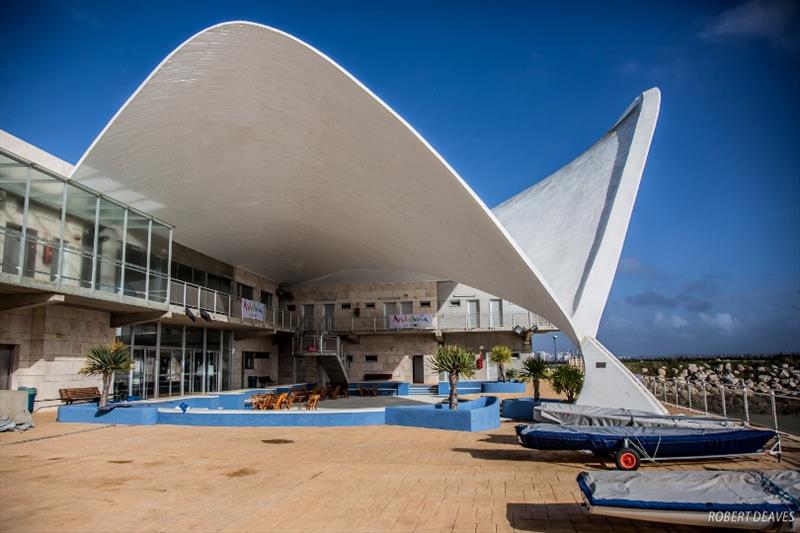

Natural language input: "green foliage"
[490,345,513,382]
[79,340,132,408]
[550,364,584,403]
[490,345,513,365]
[430,344,476,410]
[505,368,519,381]
[430,344,477,380]
[79,340,132,376]
[519,356,549,400]
[519,356,548,382]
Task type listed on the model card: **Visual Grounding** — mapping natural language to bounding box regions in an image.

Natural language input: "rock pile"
[641,360,800,397]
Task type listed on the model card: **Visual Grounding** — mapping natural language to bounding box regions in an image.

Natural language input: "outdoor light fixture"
[200,309,212,322]
[185,307,197,322]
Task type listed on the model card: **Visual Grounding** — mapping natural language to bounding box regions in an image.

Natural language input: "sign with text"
[389,313,433,329]
[241,298,265,321]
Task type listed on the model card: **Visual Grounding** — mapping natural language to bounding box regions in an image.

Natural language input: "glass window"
[149,221,170,303]
[61,182,97,288]
[20,171,64,282]
[124,212,149,299]
[261,290,273,307]
[0,156,29,276]
[95,198,125,293]
[238,283,253,300]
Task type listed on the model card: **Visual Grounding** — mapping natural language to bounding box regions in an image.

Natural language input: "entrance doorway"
[412,355,425,384]
[0,345,14,389]
[467,300,480,329]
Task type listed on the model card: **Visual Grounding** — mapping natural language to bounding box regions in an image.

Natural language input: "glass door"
[489,299,503,328]
[467,300,480,329]
[190,350,205,394]
[158,350,182,397]
[206,351,219,393]
[131,348,156,399]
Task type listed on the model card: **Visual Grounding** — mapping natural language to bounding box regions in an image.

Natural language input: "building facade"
[0,131,555,407]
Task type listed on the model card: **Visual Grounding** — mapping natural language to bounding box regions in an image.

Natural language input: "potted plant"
[79,339,133,409]
[519,355,549,400]
[490,345,513,382]
[429,344,477,410]
[550,364,584,403]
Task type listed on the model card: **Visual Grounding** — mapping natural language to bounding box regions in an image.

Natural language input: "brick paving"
[1,411,797,533]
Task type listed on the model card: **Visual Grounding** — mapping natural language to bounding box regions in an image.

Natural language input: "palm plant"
[505,368,520,382]
[429,344,476,410]
[519,356,549,400]
[550,364,584,403]
[490,345,513,382]
[79,339,132,408]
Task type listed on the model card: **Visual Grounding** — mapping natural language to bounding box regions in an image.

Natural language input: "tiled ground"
[1,410,797,533]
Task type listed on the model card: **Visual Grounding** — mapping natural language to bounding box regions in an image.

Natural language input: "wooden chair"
[305,394,320,410]
[253,394,274,410]
[270,393,288,410]
[282,391,296,409]
[327,385,341,400]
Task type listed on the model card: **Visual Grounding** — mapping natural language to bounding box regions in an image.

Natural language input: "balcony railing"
[307,312,555,334]
[169,279,300,330]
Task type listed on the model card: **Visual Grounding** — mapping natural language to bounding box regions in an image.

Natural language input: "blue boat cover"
[516,423,776,457]
[577,470,800,513]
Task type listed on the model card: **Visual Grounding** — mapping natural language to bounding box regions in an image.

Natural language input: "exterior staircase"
[409,384,437,395]
[298,332,349,386]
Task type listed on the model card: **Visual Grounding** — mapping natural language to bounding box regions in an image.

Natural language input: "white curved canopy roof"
[71,22,665,412]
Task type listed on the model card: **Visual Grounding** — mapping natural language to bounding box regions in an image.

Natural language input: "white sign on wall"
[389,313,433,329]
[241,299,265,321]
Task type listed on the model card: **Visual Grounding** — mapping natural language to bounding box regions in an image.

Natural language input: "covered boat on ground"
[534,402,743,429]
[515,423,779,470]
[577,470,800,531]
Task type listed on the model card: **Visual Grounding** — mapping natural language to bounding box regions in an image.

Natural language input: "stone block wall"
[342,333,439,383]
[0,304,114,408]
[231,334,278,389]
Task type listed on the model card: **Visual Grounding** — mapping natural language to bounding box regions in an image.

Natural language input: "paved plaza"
[1,409,797,533]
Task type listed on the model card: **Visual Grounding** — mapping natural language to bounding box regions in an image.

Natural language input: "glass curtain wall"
[118,323,234,400]
[0,150,172,303]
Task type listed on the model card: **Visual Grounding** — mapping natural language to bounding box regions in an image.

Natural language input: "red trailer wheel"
[615,447,640,471]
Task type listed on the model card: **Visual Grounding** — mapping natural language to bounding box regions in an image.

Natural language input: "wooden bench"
[363,373,393,381]
[59,387,102,404]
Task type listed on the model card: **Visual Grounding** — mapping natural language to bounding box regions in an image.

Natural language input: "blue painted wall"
[158,409,385,427]
[438,381,526,395]
[500,398,563,420]
[385,396,500,432]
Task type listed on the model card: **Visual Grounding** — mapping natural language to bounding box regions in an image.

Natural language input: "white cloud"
[699,312,737,334]
[653,312,689,329]
[699,0,799,50]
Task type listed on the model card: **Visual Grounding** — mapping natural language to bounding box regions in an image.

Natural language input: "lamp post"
[552,335,558,363]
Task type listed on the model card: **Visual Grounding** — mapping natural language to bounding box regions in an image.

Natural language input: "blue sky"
[2,0,798,356]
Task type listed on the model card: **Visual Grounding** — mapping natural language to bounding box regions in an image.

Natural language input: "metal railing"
[169,279,300,330]
[305,312,555,334]
[300,334,349,378]
[642,376,800,437]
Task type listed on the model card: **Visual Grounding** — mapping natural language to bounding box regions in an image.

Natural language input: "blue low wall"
[481,382,526,393]
[500,398,563,420]
[348,381,411,396]
[437,380,526,395]
[57,402,161,425]
[58,390,498,432]
[158,409,385,427]
[385,396,500,432]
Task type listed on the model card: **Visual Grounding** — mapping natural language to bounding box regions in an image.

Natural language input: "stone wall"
[341,333,439,383]
[231,334,278,389]
[0,304,114,409]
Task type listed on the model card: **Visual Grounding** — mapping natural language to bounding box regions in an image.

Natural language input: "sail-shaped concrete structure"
[69,21,666,413]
